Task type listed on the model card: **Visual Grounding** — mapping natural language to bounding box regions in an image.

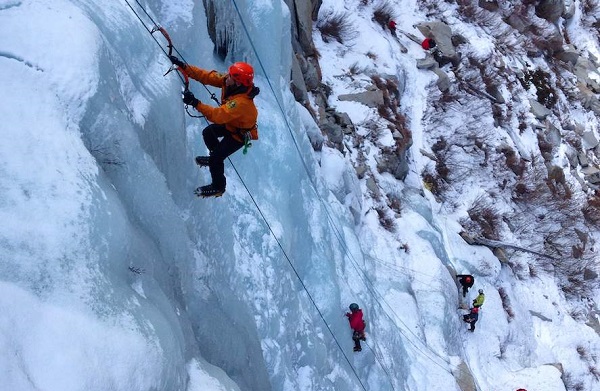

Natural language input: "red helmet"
[228,62,254,86]
[465,276,472,283]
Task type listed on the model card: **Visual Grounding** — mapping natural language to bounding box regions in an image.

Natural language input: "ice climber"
[457,274,474,297]
[388,20,397,37]
[462,306,479,332]
[346,303,367,352]
[421,37,436,50]
[170,56,260,198]
[472,289,485,308]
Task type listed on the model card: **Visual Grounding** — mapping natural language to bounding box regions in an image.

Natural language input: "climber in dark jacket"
[457,274,474,297]
[462,307,479,332]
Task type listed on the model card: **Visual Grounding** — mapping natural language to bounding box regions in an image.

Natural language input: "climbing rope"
[226,163,369,391]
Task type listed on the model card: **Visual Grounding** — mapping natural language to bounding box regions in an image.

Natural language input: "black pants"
[463,315,476,331]
[202,124,244,190]
[352,330,365,349]
[462,286,469,297]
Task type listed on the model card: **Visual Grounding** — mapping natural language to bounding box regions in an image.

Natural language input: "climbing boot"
[195,156,210,167]
[194,184,225,198]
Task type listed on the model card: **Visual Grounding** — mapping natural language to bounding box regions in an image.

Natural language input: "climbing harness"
[236,125,257,154]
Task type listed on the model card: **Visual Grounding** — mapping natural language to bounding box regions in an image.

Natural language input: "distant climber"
[386,20,408,52]
[388,20,397,37]
[472,289,485,308]
[421,37,436,50]
[169,56,260,198]
[346,303,367,352]
[462,306,479,332]
[420,36,449,65]
[457,274,474,297]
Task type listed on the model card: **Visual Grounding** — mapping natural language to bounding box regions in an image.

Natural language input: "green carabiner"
[242,132,252,154]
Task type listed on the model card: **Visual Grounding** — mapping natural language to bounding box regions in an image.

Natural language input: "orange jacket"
[184,64,259,142]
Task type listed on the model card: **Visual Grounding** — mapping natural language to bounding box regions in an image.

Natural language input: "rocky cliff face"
[285,0,412,180]
[283,0,322,105]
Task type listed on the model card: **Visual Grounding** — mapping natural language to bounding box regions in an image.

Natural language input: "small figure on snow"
[472,289,485,308]
[462,306,479,332]
[457,274,474,298]
[169,56,260,198]
[421,37,436,50]
[388,20,397,37]
[346,303,367,352]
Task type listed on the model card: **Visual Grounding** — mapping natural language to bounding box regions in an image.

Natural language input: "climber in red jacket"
[388,20,397,37]
[346,303,366,352]
[421,37,437,50]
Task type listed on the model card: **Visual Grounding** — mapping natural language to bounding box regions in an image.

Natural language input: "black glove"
[183,90,199,106]
[169,55,185,68]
